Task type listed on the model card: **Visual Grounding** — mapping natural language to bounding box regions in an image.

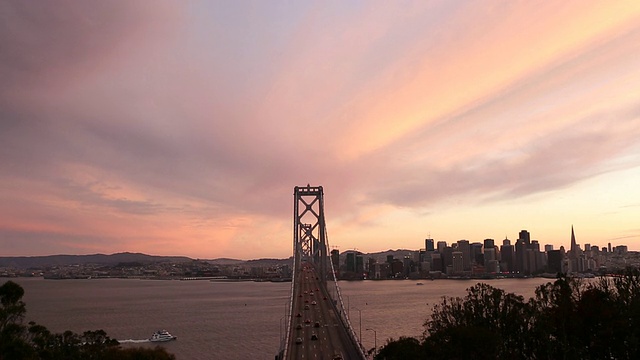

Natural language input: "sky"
[1,1,640,260]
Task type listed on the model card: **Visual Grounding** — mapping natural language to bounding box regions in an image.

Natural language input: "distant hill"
[0,250,418,270]
[204,258,246,265]
[245,257,293,267]
[0,252,193,269]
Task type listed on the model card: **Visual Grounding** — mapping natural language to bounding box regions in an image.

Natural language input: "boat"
[149,330,177,342]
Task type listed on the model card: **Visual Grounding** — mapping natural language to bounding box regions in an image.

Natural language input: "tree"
[377,271,640,359]
[0,280,35,359]
[0,281,176,360]
[374,336,423,360]
[424,283,530,359]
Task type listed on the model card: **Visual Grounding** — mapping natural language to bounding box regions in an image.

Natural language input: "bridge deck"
[285,262,363,360]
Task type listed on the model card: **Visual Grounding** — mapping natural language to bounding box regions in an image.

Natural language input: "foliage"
[376,268,640,360]
[0,280,176,360]
[375,336,423,360]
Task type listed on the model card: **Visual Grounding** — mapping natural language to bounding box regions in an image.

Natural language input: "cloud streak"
[1,1,640,258]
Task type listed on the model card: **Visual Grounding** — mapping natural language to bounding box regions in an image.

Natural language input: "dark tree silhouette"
[0,280,175,360]
[377,269,640,360]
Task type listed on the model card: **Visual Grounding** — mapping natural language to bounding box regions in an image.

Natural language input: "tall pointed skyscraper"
[570,225,578,254]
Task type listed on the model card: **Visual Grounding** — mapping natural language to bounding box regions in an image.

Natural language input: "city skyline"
[1,1,640,259]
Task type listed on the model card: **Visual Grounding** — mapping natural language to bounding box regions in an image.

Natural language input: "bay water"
[11,277,551,359]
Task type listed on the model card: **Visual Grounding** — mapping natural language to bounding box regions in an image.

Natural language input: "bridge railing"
[279,244,298,359]
[324,242,367,358]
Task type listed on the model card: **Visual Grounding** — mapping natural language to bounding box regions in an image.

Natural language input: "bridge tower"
[293,185,327,282]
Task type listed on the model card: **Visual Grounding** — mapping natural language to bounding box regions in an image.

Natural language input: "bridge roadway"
[286,261,362,360]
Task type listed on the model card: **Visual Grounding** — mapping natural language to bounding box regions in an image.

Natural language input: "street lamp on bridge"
[366,328,377,358]
[352,306,362,345]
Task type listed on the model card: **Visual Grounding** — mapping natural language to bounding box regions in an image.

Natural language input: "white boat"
[149,330,177,342]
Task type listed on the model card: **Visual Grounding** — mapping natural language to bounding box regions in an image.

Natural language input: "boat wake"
[118,339,150,343]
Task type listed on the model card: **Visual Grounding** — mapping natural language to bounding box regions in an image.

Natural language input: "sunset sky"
[1,1,640,259]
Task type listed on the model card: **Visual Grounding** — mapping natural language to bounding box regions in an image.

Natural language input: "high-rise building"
[515,238,527,273]
[390,259,404,277]
[452,251,464,274]
[484,247,496,272]
[500,242,514,272]
[544,244,554,252]
[519,230,531,245]
[530,240,540,252]
[367,257,376,278]
[457,240,471,271]
[330,249,340,271]
[570,225,579,256]
[442,246,453,270]
[471,242,483,266]
[431,253,443,273]
[526,248,536,274]
[346,252,356,272]
[403,255,412,276]
[547,250,564,274]
[483,238,495,250]
[425,238,435,251]
[355,255,364,273]
[437,241,447,253]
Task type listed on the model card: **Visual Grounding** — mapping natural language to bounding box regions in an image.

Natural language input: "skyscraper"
[547,250,563,274]
[457,240,471,271]
[425,238,434,251]
[568,226,581,273]
[346,252,356,272]
[515,238,527,273]
[483,238,495,250]
[501,241,514,272]
[331,249,340,271]
[519,230,531,245]
[452,251,463,274]
[570,225,578,255]
[471,242,483,266]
